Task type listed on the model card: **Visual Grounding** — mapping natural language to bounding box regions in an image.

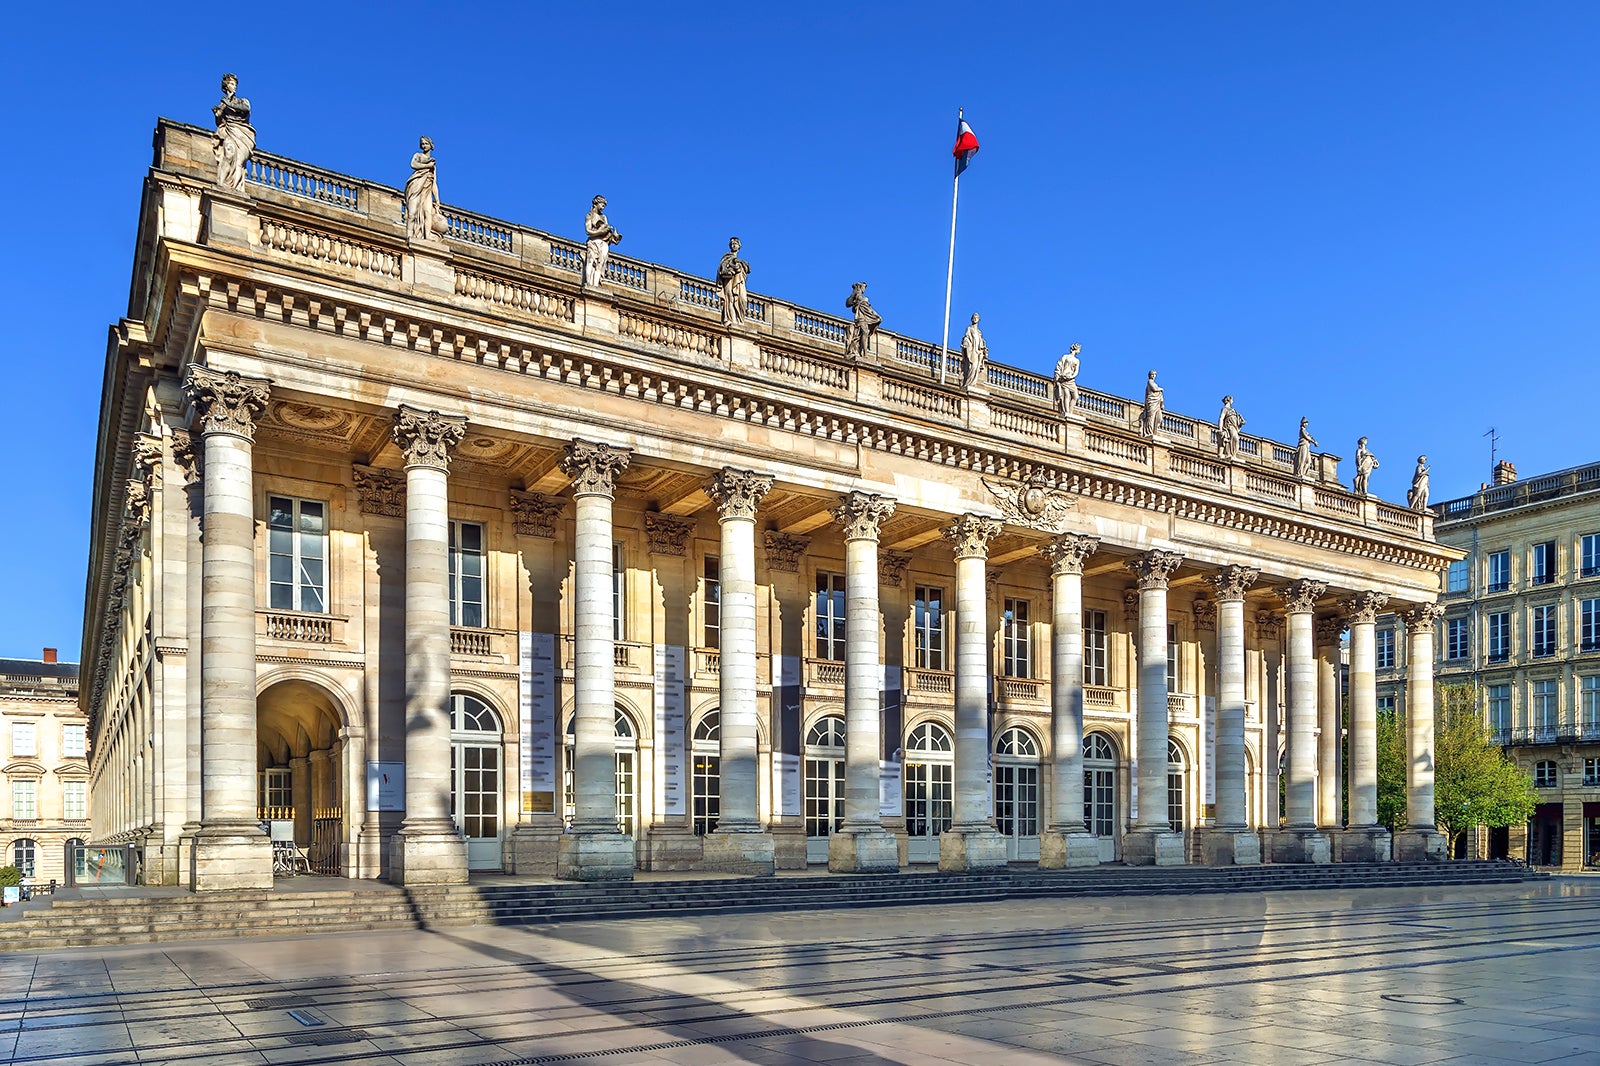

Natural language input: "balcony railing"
[261,610,335,644]
[904,668,954,697]
[805,657,846,688]
[1085,685,1119,709]
[997,676,1044,703]
[693,649,721,678]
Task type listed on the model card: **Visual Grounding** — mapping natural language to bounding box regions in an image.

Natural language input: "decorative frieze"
[763,531,809,573]
[510,490,565,537]
[182,364,270,439]
[1340,591,1390,626]
[707,467,773,522]
[1207,564,1260,602]
[352,465,405,517]
[1037,533,1099,576]
[560,438,632,497]
[644,513,695,556]
[392,404,466,470]
[833,491,896,542]
[1276,579,1328,615]
[1126,549,1185,591]
[879,550,911,588]
[943,513,1002,560]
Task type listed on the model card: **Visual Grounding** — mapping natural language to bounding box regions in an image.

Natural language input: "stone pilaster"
[559,438,637,881]
[1038,534,1102,868]
[389,404,470,885]
[1315,614,1346,831]
[1396,604,1449,862]
[1338,592,1392,862]
[182,364,274,891]
[1266,579,1331,863]
[827,491,900,872]
[1198,565,1261,865]
[1123,549,1187,865]
[703,467,776,874]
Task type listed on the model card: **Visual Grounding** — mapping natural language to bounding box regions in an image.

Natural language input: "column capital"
[353,464,405,517]
[182,364,270,440]
[1126,548,1184,591]
[1038,533,1099,576]
[1315,614,1348,647]
[1206,564,1260,602]
[834,491,896,542]
[644,512,695,556]
[1340,590,1390,625]
[763,531,809,573]
[879,550,911,588]
[560,438,632,497]
[1275,579,1327,615]
[392,404,467,470]
[940,513,1001,560]
[1401,602,1447,632]
[707,467,774,521]
[510,489,565,537]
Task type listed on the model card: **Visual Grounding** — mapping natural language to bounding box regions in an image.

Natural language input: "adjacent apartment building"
[0,650,90,883]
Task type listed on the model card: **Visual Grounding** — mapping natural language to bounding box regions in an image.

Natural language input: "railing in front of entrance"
[311,807,342,875]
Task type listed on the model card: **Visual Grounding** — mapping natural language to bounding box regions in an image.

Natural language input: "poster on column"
[774,654,802,817]
[654,644,687,817]
[774,753,801,818]
[1203,695,1217,806]
[366,762,404,811]
[526,632,557,812]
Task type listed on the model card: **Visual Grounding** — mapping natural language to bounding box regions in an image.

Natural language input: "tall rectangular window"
[612,544,626,641]
[1532,605,1557,657]
[1533,541,1557,586]
[61,724,86,758]
[1581,598,1600,652]
[1446,618,1469,660]
[63,781,87,821]
[267,496,328,613]
[11,722,36,758]
[1083,610,1108,687]
[1166,623,1179,691]
[702,556,720,650]
[1533,679,1558,735]
[1488,550,1510,593]
[1377,694,1396,717]
[448,520,486,628]
[1003,598,1032,678]
[1446,559,1469,594]
[11,781,36,821]
[1583,533,1600,577]
[1488,683,1511,738]
[1376,628,1396,671]
[815,572,846,661]
[914,585,946,670]
[1582,676,1600,733]
[1488,611,1511,662]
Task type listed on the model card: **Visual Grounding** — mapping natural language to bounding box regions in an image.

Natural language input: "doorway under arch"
[256,678,348,875]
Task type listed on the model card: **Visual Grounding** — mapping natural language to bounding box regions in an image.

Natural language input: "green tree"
[1432,683,1537,843]
[1375,707,1406,831]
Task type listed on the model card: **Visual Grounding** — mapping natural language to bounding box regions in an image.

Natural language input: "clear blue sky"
[2,3,1596,662]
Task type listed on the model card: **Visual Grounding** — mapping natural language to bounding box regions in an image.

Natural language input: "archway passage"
[256,679,347,875]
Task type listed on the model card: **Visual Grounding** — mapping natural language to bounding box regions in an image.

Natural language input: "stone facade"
[83,117,1456,889]
[0,652,90,884]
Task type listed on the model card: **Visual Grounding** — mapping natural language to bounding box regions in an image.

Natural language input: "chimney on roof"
[42,648,57,663]
[1492,460,1518,486]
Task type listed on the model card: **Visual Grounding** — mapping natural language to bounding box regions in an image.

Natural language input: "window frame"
[1487,550,1510,593]
[1581,598,1600,653]
[61,723,86,759]
[1083,609,1108,687]
[1582,533,1600,578]
[11,780,37,821]
[1488,683,1512,738]
[1376,628,1396,671]
[448,519,487,629]
[1531,604,1557,658]
[1446,617,1469,661]
[1002,597,1032,679]
[1533,759,1558,789]
[1488,611,1511,663]
[1532,679,1559,735]
[1532,541,1557,586]
[10,722,36,759]
[702,555,721,650]
[815,571,846,661]
[62,780,87,821]
[913,585,947,671]
[1446,559,1469,594]
[266,495,329,614]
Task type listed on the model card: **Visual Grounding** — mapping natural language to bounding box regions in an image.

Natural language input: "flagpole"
[938,108,962,387]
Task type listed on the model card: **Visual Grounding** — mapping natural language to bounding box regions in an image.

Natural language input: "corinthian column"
[1039,534,1101,868]
[1124,549,1187,865]
[558,438,636,881]
[1267,579,1331,863]
[703,467,776,874]
[828,491,900,873]
[1199,564,1261,865]
[1336,591,1392,862]
[182,365,274,891]
[1397,604,1449,862]
[388,404,470,885]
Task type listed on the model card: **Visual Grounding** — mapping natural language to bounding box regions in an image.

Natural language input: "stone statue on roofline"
[1138,370,1164,438]
[1294,418,1317,480]
[960,313,987,390]
[211,73,255,191]
[844,282,880,359]
[404,137,447,243]
[716,237,752,326]
[1054,345,1081,417]
[1353,436,1379,496]
[1217,395,1245,461]
[1408,455,1430,511]
[583,195,622,289]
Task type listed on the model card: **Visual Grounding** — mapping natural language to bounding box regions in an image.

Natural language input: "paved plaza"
[3,879,1598,1066]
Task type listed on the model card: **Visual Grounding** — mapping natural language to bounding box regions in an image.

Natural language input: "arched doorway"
[450,693,504,870]
[1167,738,1189,834]
[256,679,348,875]
[904,720,953,863]
[804,715,846,863]
[692,710,720,836]
[1084,732,1118,862]
[563,707,640,839]
[10,839,36,879]
[994,726,1041,861]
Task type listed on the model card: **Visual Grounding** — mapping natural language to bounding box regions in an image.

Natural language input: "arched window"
[994,727,1041,849]
[1534,760,1559,789]
[564,708,640,835]
[692,711,721,836]
[450,693,504,869]
[904,722,953,847]
[452,693,501,733]
[10,839,36,878]
[804,715,846,848]
[1083,733,1118,839]
[1167,738,1188,832]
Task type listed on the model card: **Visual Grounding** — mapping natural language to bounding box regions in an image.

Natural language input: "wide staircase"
[0,861,1546,952]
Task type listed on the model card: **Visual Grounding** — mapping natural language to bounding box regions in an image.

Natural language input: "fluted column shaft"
[709,469,773,830]
[402,461,454,828]
[1044,537,1098,833]
[1404,606,1444,829]
[1130,551,1184,831]
[947,516,1001,828]
[1279,581,1326,829]
[1345,595,1386,828]
[835,493,895,831]
[1210,566,1258,830]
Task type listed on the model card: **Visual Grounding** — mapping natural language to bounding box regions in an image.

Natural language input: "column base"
[1123,829,1187,866]
[1039,829,1101,868]
[828,827,901,873]
[1264,828,1331,864]
[1394,828,1449,863]
[771,824,809,870]
[640,824,704,872]
[388,821,469,886]
[701,828,776,876]
[557,830,636,882]
[1334,827,1393,863]
[938,826,1010,872]
[507,821,563,876]
[1195,827,1262,866]
[190,823,273,892]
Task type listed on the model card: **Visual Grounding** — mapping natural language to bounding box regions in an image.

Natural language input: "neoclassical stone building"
[84,104,1458,889]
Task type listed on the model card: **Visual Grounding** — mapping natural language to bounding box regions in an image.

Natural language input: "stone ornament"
[707,467,774,521]
[123,480,152,528]
[352,465,405,517]
[132,435,163,482]
[1217,395,1245,461]
[1054,344,1081,418]
[1138,370,1164,439]
[644,513,696,556]
[1401,602,1447,633]
[844,282,880,359]
[716,238,751,326]
[1353,437,1379,496]
[1127,548,1184,590]
[960,313,987,390]
[170,429,201,486]
[1256,612,1284,640]
[1037,532,1100,576]
[879,550,911,588]
[982,471,1077,533]
[211,73,254,191]
[1408,456,1430,511]
[183,364,271,440]
[1340,590,1390,625]
[1315,615,1348,646]
[510,490,565,538]
[1194,598,1218,632]
[833,491,896,541]
[763,531,810,573]
[942,513,1002,560]
[392,404,467,470]
[1122,588,1141,624]
[1276,579,1328,614]
[1294,418,1318,481]
[560,438,632,496]
[1207,564,1260,602]
[583,195,622,289]
[404,137,447,243]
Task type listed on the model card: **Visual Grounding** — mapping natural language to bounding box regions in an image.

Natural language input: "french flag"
[952,116,980,177]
